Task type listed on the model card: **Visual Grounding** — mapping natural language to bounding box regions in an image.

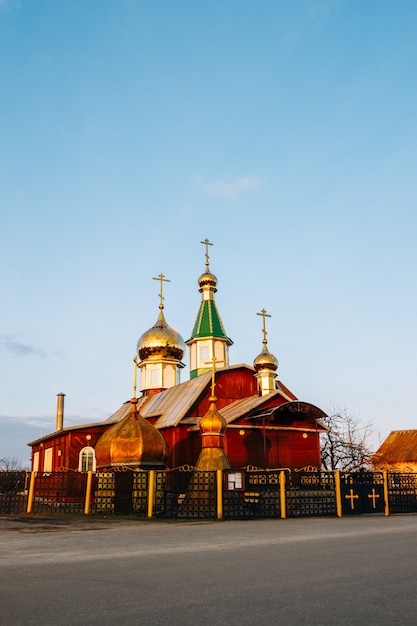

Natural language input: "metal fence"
[1,468,417,519]
[0,471,29,514]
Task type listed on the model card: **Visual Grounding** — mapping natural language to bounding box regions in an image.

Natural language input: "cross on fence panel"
[340,471,385,515]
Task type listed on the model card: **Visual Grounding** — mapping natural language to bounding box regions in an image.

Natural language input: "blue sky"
[1,0,416,466]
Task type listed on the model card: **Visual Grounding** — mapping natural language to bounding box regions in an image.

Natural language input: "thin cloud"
[0,335,45,358]
[201,177,260,200]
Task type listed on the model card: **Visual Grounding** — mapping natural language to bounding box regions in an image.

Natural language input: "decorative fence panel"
[0,471,29,514]
[155,466,217,519]
[31,472,90,514]
[286,469,337,517]
[223,468,281,519]
[386,473,417,513]
[340,471,385,515]
[94,470,149,515]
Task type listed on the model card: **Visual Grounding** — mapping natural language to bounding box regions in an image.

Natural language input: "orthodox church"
[28,240,327,473]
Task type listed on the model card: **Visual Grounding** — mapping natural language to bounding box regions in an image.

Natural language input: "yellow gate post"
[26,471,36,514]
[84,470,93,515]
[217,470,223,519]
[383,471,389,516]
[147,470,155,518]
[335,471,342,517]
[279,471,286,519]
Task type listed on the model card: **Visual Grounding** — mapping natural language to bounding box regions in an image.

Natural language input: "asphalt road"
[1,515,417,625]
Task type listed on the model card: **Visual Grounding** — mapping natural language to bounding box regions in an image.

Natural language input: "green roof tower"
[186,239,233,379]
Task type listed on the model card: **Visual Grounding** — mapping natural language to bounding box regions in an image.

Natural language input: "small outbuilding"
[373,430,417,472]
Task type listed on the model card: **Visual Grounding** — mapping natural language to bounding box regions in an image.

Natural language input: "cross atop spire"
[205,355,222,399]
[257,308,271,348]
[132,355,138,398]
[153,273,170,310]
[200,238,213,272]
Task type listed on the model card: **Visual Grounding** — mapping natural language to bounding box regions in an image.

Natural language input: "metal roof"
[105,371,212,429]
[29,364,301,445]
[220,390,291,425]
[105,364,260,429]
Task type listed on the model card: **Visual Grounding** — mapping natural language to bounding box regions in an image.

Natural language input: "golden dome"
[200,397,227,435]
[253,346,279,372]
[95,398,169,469]
[137,309,186,361]
[198,271,218,292]
[195,397,231,470]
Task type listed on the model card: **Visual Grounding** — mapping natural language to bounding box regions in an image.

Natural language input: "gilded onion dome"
[253,345,279,372]
[137,309,186,362]
[198,271,218,292]
[195,395,231,470]
[200,396,227,436]
[95,398,169,469]
[254,308,279,372]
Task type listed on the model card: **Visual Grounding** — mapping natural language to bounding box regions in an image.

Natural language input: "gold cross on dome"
[200,238,213,272]
[205,355,222,398]
[257,308,271,346]
[153,273,170,309]
[132,355,138,398]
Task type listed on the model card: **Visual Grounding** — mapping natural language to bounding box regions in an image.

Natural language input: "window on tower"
[200,345,210,364]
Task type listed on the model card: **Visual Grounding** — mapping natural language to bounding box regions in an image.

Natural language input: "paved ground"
[1,514,417,625]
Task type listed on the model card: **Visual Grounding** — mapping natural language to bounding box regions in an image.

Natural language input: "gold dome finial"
[198,238,218,292]
[253,308,278,372]
[200,238,213,273]
[137,274,186,362]
[257,308,270,350]
[205,355,222,401]
[133,355,138,398]
[153,272,170,310]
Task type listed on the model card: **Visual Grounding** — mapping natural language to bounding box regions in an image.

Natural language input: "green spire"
[190,300,230,340]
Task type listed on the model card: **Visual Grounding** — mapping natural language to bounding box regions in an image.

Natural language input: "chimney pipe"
[56,392,65,431]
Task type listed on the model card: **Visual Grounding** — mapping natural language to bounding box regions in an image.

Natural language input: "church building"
[28,240,327,473]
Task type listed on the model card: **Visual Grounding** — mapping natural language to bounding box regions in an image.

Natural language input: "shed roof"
[373,430,417,464]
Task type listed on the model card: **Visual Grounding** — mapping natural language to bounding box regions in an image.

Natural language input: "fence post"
[216,470,223,520]
[383,471,389,516]
[335,471,342,517]
[26,471,36,514]
[279,471,286,519]
[147,470,155,518]
[84,470,93,515]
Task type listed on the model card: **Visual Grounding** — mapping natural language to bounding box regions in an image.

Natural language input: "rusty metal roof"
[373,430,417,463]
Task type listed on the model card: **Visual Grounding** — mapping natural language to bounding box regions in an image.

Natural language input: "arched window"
[78,446,96,472]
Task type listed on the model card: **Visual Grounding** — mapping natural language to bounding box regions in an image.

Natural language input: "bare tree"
[320,407,374,471]
[0,457,22,471]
